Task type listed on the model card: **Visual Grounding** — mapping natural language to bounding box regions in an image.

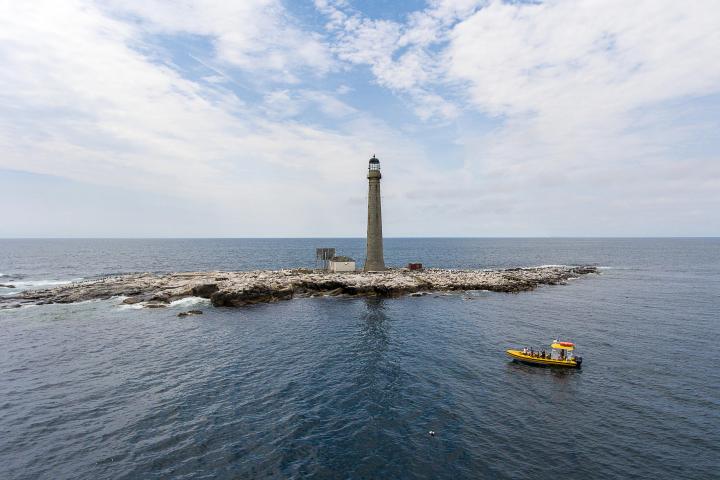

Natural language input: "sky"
[1,0,719,237]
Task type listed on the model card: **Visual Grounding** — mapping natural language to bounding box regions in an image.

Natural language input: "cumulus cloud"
[103,0,335,80]
[446,1,720,114]
[317,0,463,120]
[0,0,428,235]
[317,0,720,234]
[1,0,718,236]
[442,0,720,222]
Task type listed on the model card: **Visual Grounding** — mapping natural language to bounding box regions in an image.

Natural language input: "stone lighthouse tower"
[364,155,385,271]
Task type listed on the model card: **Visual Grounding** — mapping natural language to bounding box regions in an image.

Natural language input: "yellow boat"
[506,341,583,368]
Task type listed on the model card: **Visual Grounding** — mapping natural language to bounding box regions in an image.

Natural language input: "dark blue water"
[1,239,719,479]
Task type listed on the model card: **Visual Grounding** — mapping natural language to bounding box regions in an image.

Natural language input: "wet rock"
[122,295,151,304]
[573,266,598,275]
[191,283,219,298]
[150,293,171,303]
[211,286,294,307]
[145,302,167,309]
[0,284,15,288]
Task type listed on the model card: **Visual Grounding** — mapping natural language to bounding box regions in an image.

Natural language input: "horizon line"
[1,236,719,240]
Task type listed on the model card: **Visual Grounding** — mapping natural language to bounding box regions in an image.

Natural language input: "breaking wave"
[115,296,211,310]
[117,303,146,310]
[11,279,81,290]
[169,297,211,308]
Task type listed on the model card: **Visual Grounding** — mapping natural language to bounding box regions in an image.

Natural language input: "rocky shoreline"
[0,265,598,310]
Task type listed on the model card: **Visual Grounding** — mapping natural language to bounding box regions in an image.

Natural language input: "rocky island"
[2,265,598,309]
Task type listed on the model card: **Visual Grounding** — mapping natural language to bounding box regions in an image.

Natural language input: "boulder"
[145,302,167,309]
[150,293,171,303]
[122,295,151,305]
[211,286,293,307]
[191,283,219,298]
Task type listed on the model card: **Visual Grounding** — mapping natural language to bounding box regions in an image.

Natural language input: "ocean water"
[1,238,718,479]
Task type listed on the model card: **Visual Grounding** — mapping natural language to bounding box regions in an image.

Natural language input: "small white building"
[328,256,356,273]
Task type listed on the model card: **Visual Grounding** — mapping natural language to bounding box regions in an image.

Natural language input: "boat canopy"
[551,342,575,351]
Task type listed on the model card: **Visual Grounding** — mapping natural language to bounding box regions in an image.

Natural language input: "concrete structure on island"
[328,256,356,273]
[364,155,385,271]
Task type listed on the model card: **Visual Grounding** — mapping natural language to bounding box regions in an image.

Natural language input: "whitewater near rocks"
[1,266,598,309]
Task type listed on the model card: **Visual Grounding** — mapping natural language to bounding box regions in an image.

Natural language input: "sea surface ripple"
[1,238,718,479]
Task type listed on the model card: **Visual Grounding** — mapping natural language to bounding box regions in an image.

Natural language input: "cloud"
[0,0,718,236]
[318,0,462,120]
[103,0,335,81]
[320,0,720,234]
[0,0,429,235]
[262,89,357,119]
[446,1,720,114]
[441,1,720,194]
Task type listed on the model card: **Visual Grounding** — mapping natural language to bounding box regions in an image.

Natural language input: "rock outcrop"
[1,266,598,310]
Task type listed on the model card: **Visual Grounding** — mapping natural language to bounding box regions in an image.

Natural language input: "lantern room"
[368,155,380,171]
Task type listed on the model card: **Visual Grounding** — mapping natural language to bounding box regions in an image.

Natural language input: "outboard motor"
[575,356,583,368]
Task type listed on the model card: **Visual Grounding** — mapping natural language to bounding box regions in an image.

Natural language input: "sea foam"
[169,297,211,308]
[12,279,81,290]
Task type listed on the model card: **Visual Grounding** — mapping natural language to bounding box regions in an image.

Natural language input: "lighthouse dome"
[369,155,380,171]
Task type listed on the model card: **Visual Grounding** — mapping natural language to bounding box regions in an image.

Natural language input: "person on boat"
[522,347,528,355]
[541,350,546,358]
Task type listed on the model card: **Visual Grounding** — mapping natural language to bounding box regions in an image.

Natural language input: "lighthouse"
[364,155,385,271]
